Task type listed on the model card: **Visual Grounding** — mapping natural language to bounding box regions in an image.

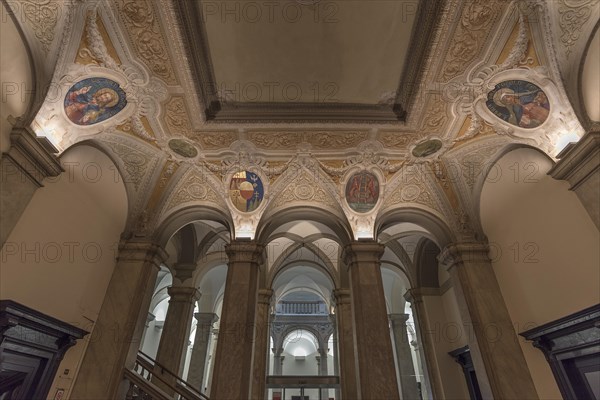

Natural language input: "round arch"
[376,206,455,249]
[472,143,555,233]
[256,206,353,247]
[154,205,234,249]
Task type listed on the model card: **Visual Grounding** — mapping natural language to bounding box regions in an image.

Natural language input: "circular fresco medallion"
[168,139,198,158]
[229,171,264,212]
[486,80,550,129]
[345,171,379,213]
[64,78,127,125]
[412,139,443,158]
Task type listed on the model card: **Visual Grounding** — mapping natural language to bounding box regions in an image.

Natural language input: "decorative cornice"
[549,131,599,190]
[4,125,63,186]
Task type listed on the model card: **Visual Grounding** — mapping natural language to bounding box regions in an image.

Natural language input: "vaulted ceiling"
[1,0,598,241]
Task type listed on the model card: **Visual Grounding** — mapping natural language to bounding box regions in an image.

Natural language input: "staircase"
[124,351,209,400]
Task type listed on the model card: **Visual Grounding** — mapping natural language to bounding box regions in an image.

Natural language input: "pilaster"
[70,240,167,399]
[439,242,538,399]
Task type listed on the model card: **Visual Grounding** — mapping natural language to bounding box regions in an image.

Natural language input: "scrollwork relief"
[116,0,177,84]
[557,0,599,57]
[21,0,60,53]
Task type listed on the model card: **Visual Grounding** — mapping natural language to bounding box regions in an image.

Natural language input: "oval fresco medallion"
[412,139,443,158]
[345,171,379,213]
[486,80,550,129]
[168,139,198,158]
[229,171,264,212]
[64,77,127,125]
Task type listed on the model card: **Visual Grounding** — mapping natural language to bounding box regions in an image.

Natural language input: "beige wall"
[480,147,600,399]
[0,3,33,152]
[0,145,128,399]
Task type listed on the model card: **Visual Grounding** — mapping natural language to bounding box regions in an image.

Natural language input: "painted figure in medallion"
[64,78,127,125]
[486,80,550,129]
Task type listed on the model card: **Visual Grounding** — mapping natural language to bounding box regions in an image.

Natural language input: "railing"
[277,301,327,315]
[124,351,209,400]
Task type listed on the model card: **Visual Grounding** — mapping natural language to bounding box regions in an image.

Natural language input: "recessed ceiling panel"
[175,0,441,122]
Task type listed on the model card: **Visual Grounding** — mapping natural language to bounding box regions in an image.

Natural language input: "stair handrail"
[138,351,209,399]
[125,351,209,400]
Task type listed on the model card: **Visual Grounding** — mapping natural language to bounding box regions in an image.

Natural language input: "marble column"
[70,241,167,399]
[1,125,62,248]
[152,286,200,391]
[549,131,600,229]
[344,241,400,400]
[332,324,340,400]
[410,340,427,400]
[389,314,420,400]
[273,351,284,375]
[440,242,538,399]
[251,288,273,400]
[205,328,218,395]
[187,313,218,391]
[404,289,442,400]
[333,288,358,400]
[210,240,263,399]
[139,312,155,350]
[317,349,329,400]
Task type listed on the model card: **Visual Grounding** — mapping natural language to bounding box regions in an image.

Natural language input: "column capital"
[172,262,197,282]
[167,286,201,303]
[117,240,168,269]
[403,288,422,304]
[342,240,385,267]
[438,242,491,271]
[194,312,219,325]
[225,240,265,264]
[333,289,351,305]
[389,313,410,324]
[258,288,274,304]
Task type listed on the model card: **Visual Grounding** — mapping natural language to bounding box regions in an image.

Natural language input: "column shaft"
[273,353,284,375]
[153,286,200,389]
[333,289,358,400]
[441,242,538,399]
[404,289,443,400]
[210,241,263,399]
[345,241,400,400]
[251,289,273,400]
[70,241,166,399]
[389,314,420,400]
[187,313,218,391]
